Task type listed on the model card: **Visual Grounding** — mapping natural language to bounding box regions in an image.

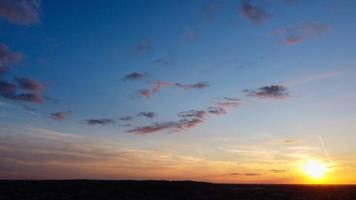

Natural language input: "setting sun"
[301,160,328,180]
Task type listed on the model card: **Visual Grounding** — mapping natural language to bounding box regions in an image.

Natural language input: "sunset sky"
[0,0,356,184]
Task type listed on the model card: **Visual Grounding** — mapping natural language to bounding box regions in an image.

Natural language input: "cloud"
[0,43,22,66]
[274,22,329,45]
[119,116,133,121]
[85,118,115,125]
[0,0,41,25]
[207,107,226,115]
[216,97,241,108]
[128,94,241,135]
[15,77,46,92]
[127,122,179,135]
[244,85,290,99]
[122,72,148,81]
[140,81,209,98]
[244,173,261,176]
[0,80,17,97]
[240,1,270,24]
[0,80,43,103]
[50,111,72,121]
[270,169,286,173]
[136,38,152,54]
[137,112,155,119]
[178,110,207,119]
[230,172,261,176]
[10,93,43,103]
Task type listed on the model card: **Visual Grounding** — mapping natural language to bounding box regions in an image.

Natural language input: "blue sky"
[0,0,356,183]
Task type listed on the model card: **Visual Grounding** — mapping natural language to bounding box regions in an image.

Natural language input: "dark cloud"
[85,118,115,125]
[270,169,286,173]
[207,107,226,115]
[15,77,46,92]
[0,43,22,66]
[230,173,240,176]
[274,22,329,45]
[136,38,152,54]
[138,112,155,119]
[119,116,133,121]
[127,122,179,135]
[129,95,241,135]
[0,0,40,25]
[10,93,43,103]
[140,81,209,98]
[178,118,204,129]
[0,80,43,103]
[230,172,261,176]
[122,72,148,81]
[178,110,207,119]
[244,85,290,99]
[244,173,261,176]
[240,1,270,24]
[50,111,72,121]
[0,80,17,97]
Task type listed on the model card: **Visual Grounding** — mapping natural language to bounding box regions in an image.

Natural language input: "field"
[1,180,356,200]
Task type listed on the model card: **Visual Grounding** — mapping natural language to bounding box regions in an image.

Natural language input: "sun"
[301,160,328,180]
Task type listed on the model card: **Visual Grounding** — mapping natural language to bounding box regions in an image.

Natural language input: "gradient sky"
[0,0,356,184]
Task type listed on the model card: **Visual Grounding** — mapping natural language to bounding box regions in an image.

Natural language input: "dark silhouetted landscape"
[1,180,356,200]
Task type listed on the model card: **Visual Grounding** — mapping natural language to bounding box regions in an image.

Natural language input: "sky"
[0,0,356,184]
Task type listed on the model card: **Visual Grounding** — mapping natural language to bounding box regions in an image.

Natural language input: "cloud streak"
[0,43,22,66]
[85,118,115,125]
[140,81,209,98]
[274,22,329,45]
[244,85,290,99]
[50,111,72,121]
[15,77,46,92]
[0,80,43,103]
[122,72,148,81]
[240,1,270,24]
[128,96,240,135]
[0,0,41,25]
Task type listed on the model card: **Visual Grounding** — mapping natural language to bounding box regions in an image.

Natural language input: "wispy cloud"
[244,85,290,99]
[0,43,22,66]
[137,112,155,119]
[128,96,240,135]
[0,80,43,103]
[50,111,72,121]
[0,0,41,25]
[274,22,329,45]
[85,118,115,125]
[122,72,148,81]
[119,116,134,121]
[140,81,209,98]
[240,1,270,24]
[127,122,179,135]
[136,38,152,54]
[15,77,46,92]
[270,169,287,173]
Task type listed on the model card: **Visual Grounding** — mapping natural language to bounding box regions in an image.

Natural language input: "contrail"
[318,136,333,166]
